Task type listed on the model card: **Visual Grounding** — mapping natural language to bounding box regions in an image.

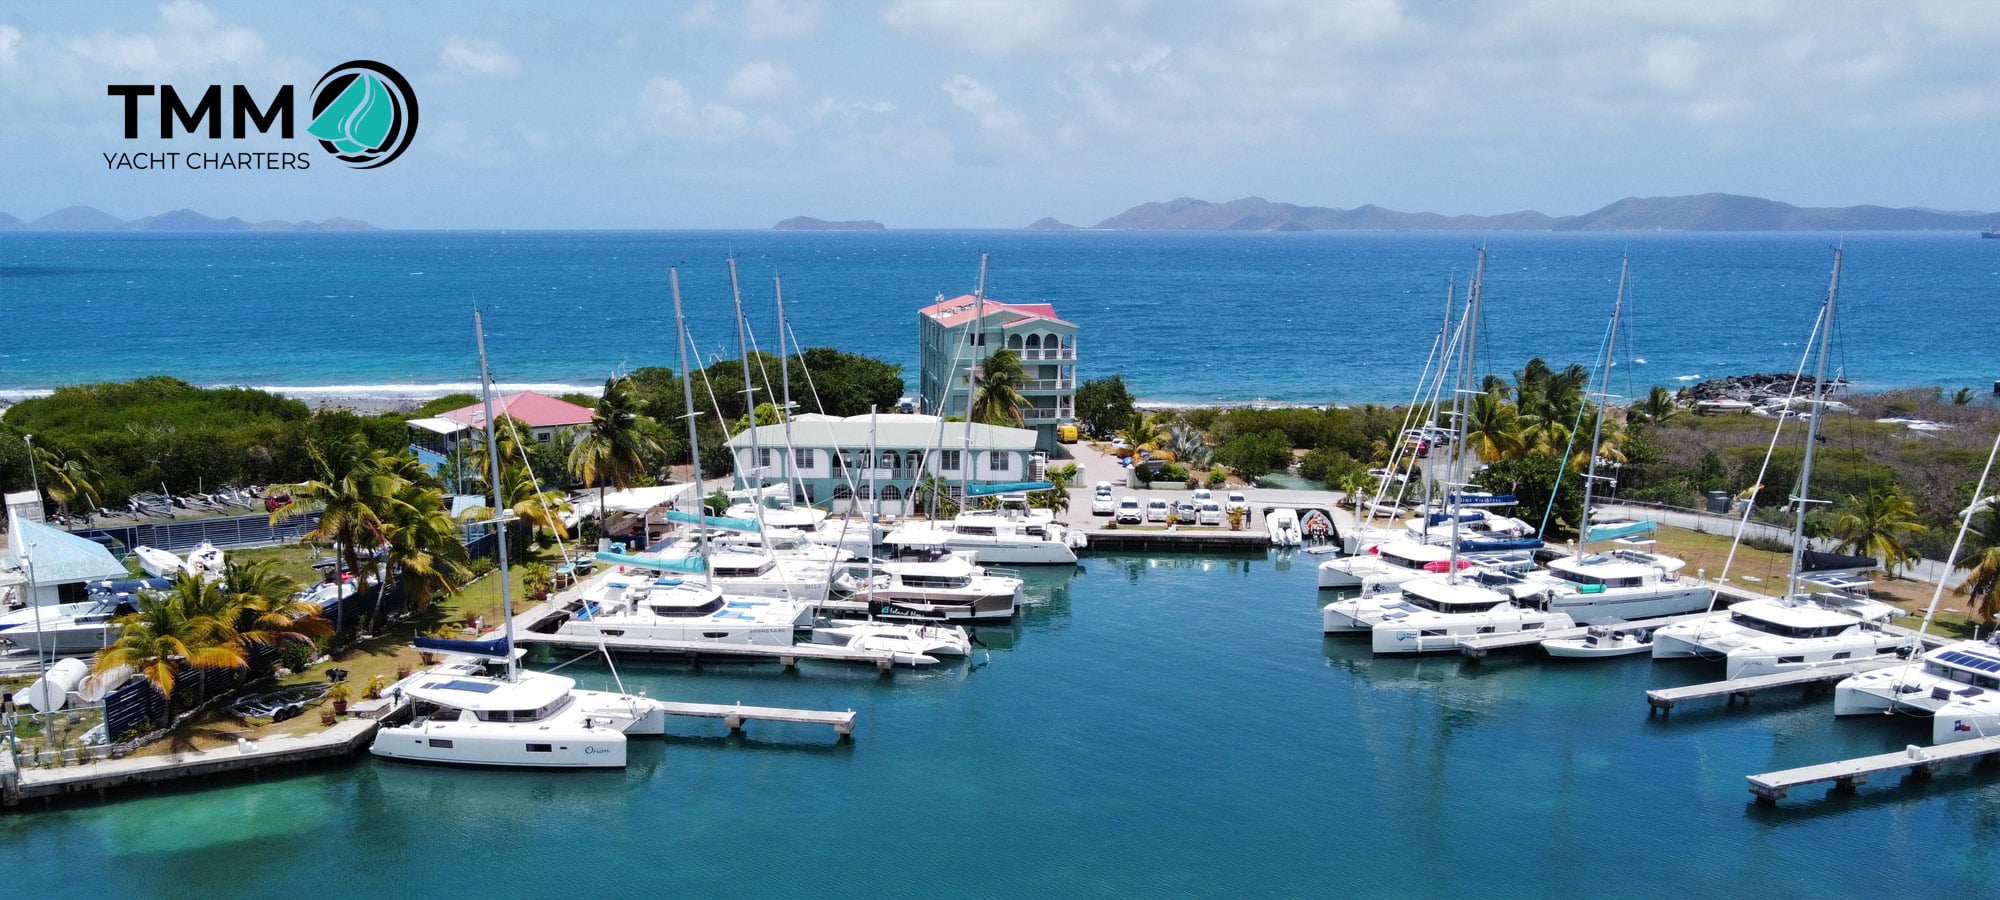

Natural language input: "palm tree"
[1832,486,1929,577]
[1461,391,1527,463]
[1116,411,1169,453]
[1337,469,1376,512]
[220,560,329,664]
[93,574,248,721]
[387,481,473,625]
[1633,386,1680,424]
[1034,463,1079,516]
[32,442,103,521]
[270,434,396,632]
[1957,498,2000,626]
[569,376,658,526]
[969,349,1028,427]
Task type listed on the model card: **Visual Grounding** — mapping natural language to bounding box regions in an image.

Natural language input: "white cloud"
[681,2,719,29]
[884,0,1101,58]
[744,0,824,42]
[631,77,791,145]
[438,36,519,79]
[724,61,802,103]
[0,25,21,66]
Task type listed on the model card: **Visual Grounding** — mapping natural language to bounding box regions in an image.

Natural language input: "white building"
[725,413,1042,516]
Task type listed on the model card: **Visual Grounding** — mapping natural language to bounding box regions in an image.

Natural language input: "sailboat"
[1525,257,1714,629]
[370,310,666,769]
[1650,250,1910,678]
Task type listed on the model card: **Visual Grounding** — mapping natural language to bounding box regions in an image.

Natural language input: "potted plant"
[522,562,554,601]
[327,682,351,715]
[364,675,388,701]
[1227,507,1246,531]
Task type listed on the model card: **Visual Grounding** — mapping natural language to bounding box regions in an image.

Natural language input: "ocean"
[4,557,1993,897]
[2,230,1996,406]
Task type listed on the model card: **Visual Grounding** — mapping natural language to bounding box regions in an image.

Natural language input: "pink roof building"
[918,293,1077,451]
[437,391,595,430]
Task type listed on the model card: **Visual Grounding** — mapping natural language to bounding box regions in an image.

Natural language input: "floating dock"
[1076,528,1274,553]
[1646,658,1903,713]
[655,700,856,736]
[1746,734,2000,802]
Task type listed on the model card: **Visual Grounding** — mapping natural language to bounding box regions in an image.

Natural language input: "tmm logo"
[107,60,418,170]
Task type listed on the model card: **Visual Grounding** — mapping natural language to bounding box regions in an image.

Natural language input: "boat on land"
[0,595,137,655]
[1266,508,1301,546]
[132,545,185,578]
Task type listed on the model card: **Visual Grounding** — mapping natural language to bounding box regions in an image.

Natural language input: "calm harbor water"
[2,230,1997,405]
[5,554,1995,897]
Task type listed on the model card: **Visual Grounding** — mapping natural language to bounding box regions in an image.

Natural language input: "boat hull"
[1549,585,1715,626]
[1371,611,1573,655]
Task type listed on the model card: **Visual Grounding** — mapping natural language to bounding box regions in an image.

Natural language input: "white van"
[1197,501,1224,526]
[1145,498,1171,523]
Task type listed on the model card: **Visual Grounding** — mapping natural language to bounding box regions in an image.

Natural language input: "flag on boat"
[965,481,1055,497]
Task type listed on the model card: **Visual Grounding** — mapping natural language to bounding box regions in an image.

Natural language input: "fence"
[69,511,323,555]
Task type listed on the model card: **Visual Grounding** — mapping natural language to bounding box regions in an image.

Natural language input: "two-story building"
[725,413,1042,516]
[917,293,1076,452]
[407,390,596,473]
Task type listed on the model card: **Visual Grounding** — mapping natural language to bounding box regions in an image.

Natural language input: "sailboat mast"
[1579,256,1627,550]
[776,277,798,506]
[670,268,714,587]
[960,253,989,506]
[473,310,517,680]
[1447,250,1486,583]
[1788,249,1841,595]
[729,257,761,499]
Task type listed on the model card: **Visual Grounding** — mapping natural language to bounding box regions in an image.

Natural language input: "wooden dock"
[657,700,857,737]
[1456,612,1712,658]
[1746,735,2000,802]
[1645,658,1903,713]
[4,717,379,808]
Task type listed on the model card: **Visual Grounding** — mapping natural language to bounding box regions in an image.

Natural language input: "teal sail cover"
[594,551,707,574]
[966,481,1055,497]
[665,510,761,532]
[1587,520,1658,543]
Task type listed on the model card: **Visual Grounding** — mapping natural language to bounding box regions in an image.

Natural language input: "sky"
[1,0,1996,229]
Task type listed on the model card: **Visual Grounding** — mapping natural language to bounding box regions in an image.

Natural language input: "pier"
[3,717,380,808]
[1746,735,2000,802]
[1076,528,1275,553]
[1645,658,1903,713]
[655,700,857,737]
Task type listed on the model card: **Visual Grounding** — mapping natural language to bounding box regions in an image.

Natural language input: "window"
[527,743,552,753]
[880,485,903,501]
[428,739,454,748]
[940,450,961,471]
[759,448,775,469]
[908,451,926,472]
[535,431,551,443]
[794,448,813,469]
[834,485,853,500]
[990,453,1010,472]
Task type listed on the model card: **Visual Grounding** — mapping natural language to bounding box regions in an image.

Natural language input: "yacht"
[886,497,1082,565]
[371,649,667,768]
[1266,508,1301,547]
[832,540,1023,622]
[665,524,853,566]
[602,547,835,604]
[555,575,810,646]
[810,618,970,664]
[0,595,136,655]
[1834,636,2000,728]
[1649,582,1908,679]
[1369,577,1572,655]
[1318,540,1466,590]
[1518,544,1715,625]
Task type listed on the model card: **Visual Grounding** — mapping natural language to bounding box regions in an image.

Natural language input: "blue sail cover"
[1424,511,1487,527]
[414,634,512,659]
[1459,537,1544,552]
[1587,520,1658,543]
[595,551,708,574]
[665,509,761,532]
[1448,493,1518,507]
[965,481,1055,497]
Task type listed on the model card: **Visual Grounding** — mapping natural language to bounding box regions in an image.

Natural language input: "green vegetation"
[1074,375,1136,438]
[970,349,1028,427]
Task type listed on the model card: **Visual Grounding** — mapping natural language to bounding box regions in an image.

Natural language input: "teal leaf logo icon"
[309,60,418,169]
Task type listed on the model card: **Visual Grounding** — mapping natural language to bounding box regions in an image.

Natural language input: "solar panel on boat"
[1939,651,2000,673]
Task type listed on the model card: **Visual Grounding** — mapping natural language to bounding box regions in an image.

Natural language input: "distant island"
[0,206,374,232]
[1025,217,1079,231]
[772,216,886,231]
[1082,194,2000,232]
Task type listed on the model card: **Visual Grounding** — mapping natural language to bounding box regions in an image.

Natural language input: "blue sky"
[2,0,1996,228]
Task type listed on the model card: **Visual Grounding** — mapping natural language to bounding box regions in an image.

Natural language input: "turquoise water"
[6,555,1995,896]
[3,230,1997,405]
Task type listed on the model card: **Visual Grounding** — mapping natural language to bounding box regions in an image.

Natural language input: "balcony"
[1023,379,1075,391]
[1020,408,1072,422]
[1017,348,1075,361]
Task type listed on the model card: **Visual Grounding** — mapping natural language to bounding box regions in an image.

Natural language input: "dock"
[3,717,380,808]
[1456,612,1712,659]
[1076,528,1274,553]
[656,700,857,737]
[1645,658,1903,713]
[1746,735,2000,802]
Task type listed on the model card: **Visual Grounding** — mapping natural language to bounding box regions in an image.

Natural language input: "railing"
[1018,348,1075,361]
[1021,408,1070,422]
[1023,379,1075,391]
[70,510,323,554]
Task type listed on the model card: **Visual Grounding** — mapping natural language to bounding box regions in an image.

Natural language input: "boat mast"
[473,310,517,681]
[1578,256,1627,552]
[729,258,762,499]
[1447,249,1486,583]
[775,276,799,508]
[1787,249,1841,597]
[959,253,989,510]
[670,268,714,588]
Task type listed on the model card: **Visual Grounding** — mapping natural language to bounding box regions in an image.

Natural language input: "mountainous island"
[0,206,374,232]
[1076,193,2000,232]
[772,216,886,231]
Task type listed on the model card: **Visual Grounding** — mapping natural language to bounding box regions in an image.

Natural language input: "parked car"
[1091,483,1117,516]
[1225,492,1249,515]
[1191,487,1213,504]
[1197,501,1223,526]
[1145,498,1170,523]
[1117,497,1144,524]
[1174,499,1200,522]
